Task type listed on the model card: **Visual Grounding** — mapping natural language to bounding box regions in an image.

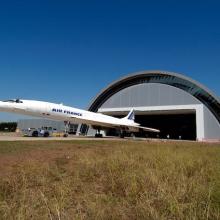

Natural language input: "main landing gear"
[95,128,103,138]
[119,130,126,138]
[119,130,136,139]
[64,121,70,137]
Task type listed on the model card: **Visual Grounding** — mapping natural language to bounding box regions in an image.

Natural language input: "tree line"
[0,122,17,132]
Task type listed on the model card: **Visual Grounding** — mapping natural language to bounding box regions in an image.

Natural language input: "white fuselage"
[0,100,139,130]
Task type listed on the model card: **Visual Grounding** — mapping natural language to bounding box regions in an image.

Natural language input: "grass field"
[0,140,219,220]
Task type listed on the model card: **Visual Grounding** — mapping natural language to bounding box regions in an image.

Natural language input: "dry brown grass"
[0,140,219,220]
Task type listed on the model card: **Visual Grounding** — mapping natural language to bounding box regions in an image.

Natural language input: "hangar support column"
[196,105,205,141]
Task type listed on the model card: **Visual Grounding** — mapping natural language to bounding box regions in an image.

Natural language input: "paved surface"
[0,133,143,141]
[0,132,149,141]
[0,134,162,142]
[0,133,219,143]
[0,135,121,141]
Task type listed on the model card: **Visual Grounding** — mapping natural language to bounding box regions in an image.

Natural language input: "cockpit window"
[3,99,23,103]
[16,99,23,103]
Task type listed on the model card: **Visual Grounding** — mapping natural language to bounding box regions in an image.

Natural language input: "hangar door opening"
[135,113,196,140]
[106,110,197,141]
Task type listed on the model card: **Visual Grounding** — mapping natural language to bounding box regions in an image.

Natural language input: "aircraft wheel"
[32,130,38,137]
[44,132,49,137]
[131,133,135,138]
[95,133,103,138]
[119,133,125,138]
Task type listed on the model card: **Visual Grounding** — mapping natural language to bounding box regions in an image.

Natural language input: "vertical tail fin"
[123,109,135,122]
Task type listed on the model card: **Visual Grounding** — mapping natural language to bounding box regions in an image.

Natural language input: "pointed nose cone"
[0,101,11,112]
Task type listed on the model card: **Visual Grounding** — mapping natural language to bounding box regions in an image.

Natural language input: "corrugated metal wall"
[203,106,220,139]
[18,119,65,131]
[101,83,200,108]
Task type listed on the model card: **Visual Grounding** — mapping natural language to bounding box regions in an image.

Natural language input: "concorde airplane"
[0,99,159,137]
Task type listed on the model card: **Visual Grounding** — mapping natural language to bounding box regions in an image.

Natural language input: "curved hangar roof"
[89,70,220,123]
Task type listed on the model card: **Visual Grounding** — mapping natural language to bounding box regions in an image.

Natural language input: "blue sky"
[0,0,220,121]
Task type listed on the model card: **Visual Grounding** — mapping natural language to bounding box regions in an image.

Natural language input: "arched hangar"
[80,70,220,141]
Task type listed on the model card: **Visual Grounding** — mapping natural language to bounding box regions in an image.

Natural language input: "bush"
[0,122,17,132]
